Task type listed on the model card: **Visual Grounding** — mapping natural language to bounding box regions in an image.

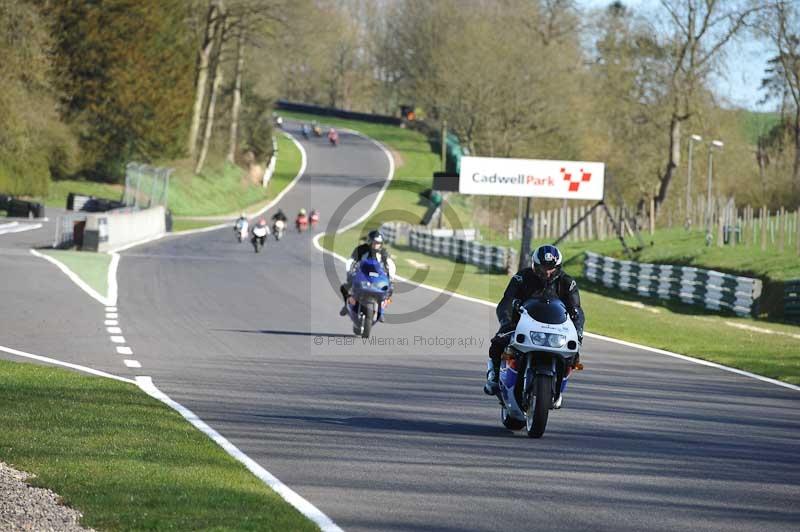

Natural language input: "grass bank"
[41,134,302,219]
[291,111,800,385]
[0,361,317,531]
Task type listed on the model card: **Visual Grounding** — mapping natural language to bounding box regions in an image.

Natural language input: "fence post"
[779,207,786,253]
[796,209,800,256]
[760,207,768,251]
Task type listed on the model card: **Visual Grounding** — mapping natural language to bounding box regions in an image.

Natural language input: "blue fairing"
[348,258,392,324]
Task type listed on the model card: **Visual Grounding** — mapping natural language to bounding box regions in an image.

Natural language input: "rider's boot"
[483,358,500,396]
[339,285,349,316]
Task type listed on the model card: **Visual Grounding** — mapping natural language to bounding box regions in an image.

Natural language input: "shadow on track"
[215,328,355,338]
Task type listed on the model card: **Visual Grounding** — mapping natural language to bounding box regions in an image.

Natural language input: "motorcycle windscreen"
[357,259,391,292]
[522,298,568,324]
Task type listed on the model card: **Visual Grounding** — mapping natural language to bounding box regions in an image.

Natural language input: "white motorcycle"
[251,224,269,252]
[272,219,286,241]
[495,297,581,438]
[234,219,249,243]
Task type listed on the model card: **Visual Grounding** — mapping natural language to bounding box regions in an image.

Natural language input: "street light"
[685,134,702,230]
[705,139,724,244]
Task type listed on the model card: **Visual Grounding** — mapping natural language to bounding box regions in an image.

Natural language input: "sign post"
[458,156,605,271]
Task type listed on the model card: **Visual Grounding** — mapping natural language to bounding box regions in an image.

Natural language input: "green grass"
[302,110,800,384]
[44,134,302,218]
[167,134,301,217]
[40,249,111,299]
[171,219,224,232]
[0,360,317,531]
[44,180,124,208]
[738,109,782,144]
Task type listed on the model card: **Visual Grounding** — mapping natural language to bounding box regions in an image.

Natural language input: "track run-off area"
[1,122,798,532]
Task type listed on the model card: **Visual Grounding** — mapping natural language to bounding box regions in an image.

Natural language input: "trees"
[45,0,195,179]
[651,0,761,210]
[0,0,77,195]
[758,1,800,197]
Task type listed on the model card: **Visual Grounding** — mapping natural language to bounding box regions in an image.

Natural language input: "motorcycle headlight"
[530,332,547,345]
[360,281,371,288]
[547,334,567,348]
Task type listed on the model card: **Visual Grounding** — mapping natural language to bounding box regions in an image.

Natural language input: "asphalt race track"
[2,124,799,531]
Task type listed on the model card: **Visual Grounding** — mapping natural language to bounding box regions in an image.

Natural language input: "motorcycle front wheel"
[526,374,551,438]
[360,302,374,338]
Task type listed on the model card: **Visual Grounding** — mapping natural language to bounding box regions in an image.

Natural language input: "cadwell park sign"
[459,156,605,200]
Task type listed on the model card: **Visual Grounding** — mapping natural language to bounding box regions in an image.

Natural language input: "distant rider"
[339,229,397,319]
[327,127,339,145]
[271,209,287,223]
[234,212,247,231]
[483,245,585,400]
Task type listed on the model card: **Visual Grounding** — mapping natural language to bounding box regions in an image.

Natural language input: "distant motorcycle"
[251,224,269,253]
[328,129,339,147]
[272,219,286,241]
[296,214,308,233]
[345,257,392,338]
[494,297,581,438]
[234,219,248,243]
[309,210,320,229]
[312,124,323,137]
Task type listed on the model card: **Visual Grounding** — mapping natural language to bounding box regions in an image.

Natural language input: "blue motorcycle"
[346,258,392,338]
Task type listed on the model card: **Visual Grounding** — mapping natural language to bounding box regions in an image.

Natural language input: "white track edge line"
[135,377,343,532]
[311,133,799,393]
[0,344,135,384]
[29,249,112,307]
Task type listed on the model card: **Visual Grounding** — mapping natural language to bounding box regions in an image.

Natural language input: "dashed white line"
[110,336,126,344]
[124,359,141,368]
[116,346,133,355]
[107,327,122,334]
[106,313,118,319]
[106,307,118,312]
[105,320,118,326]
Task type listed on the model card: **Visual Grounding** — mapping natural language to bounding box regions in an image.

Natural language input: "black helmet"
[367,229,384,245]
[531,245,562,280]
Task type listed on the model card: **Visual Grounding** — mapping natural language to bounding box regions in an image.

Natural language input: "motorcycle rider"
[483,245,584,403]
[328,127,339,145]
[234,212,247,231]
[309,208,320,227]
[339,229,396,319]
[271,209,287,223]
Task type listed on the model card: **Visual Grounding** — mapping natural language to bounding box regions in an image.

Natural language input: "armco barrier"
[81,206,166,252]
[785,279,800,324]
[584,251,762,317]
[382,222,513,273]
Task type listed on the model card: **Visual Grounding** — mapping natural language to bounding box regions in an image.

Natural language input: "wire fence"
[123,162,172,209]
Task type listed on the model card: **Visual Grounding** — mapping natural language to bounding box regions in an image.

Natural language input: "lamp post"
[685,134,702,230]
[705,139,724,244]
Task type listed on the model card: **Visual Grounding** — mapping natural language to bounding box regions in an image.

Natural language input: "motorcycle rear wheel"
[526,374,551,438]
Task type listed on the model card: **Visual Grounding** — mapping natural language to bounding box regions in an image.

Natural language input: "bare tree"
[195,13,228,174]
[653,0,762,210]
[227,25,245,163]
[188,1,225,159]
[758,1,800,192]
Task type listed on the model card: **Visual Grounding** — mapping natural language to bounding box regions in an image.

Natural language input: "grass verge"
[295,111,800,385]
[39,249,111,299]
[0,361,317,531]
